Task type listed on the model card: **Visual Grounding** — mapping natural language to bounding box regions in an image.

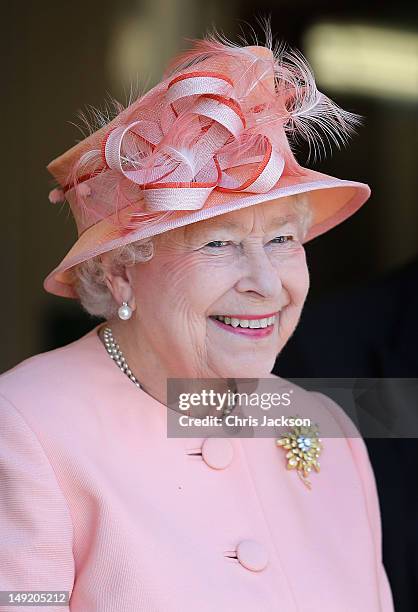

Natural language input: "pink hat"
[44,34,370,299]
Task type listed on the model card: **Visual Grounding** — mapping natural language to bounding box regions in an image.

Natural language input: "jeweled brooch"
[276,418,323,490]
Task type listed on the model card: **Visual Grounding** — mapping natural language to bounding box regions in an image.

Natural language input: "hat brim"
[43,167,370,299]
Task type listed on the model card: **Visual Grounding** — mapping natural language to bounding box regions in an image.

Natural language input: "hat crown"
[47,43,279,183]
[48,40,309,236]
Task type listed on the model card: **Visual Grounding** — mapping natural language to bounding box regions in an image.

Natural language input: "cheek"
[287,266,310,304]
[274,258,309,345]
[133,253,236,317]
[276,251,309,304]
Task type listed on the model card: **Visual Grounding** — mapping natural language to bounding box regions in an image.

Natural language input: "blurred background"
[1,1,417,610]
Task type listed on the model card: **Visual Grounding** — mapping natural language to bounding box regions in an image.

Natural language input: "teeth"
[213,315,277,329]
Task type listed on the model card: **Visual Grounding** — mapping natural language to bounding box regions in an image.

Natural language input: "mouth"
[208,312,279,338]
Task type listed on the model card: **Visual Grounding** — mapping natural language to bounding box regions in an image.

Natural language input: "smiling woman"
[90,197,311,388]
[0,26,394,612]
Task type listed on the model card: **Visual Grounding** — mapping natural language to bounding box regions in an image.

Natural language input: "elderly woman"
[0,32,394,612]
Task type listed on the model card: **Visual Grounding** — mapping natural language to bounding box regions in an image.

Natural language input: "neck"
[98,319,166,403]
[98,319,229,417]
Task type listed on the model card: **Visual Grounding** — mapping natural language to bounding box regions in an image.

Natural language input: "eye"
[204,240,230,248]
[269,235,294,244]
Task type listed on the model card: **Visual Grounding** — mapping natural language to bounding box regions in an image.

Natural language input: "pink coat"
[0,324,394,611]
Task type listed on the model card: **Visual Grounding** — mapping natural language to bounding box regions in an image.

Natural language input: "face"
[129,197,310,379]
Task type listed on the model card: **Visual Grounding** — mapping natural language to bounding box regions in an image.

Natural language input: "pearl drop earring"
[118,301,133,320]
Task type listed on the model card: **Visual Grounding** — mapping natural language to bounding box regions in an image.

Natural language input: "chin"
[212,355,277,379]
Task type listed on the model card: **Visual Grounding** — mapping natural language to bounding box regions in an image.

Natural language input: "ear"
[100,253,137,312]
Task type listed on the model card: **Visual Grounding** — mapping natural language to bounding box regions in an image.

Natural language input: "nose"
[235,246,282,299]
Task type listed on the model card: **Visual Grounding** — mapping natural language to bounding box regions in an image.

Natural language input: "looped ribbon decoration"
[102,70,286,213]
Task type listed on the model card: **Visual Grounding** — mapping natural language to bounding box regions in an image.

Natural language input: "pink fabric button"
[201,438,234,470]
[236,539,269,572]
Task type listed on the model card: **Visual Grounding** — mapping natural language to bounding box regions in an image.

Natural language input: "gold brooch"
[276,417,323,490]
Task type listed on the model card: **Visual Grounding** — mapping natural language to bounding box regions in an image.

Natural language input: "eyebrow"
[201,213,301,232]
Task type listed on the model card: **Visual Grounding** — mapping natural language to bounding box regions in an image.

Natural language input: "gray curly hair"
[72,193,313,320]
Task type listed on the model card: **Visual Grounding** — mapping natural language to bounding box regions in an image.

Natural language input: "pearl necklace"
[102,326,235,420]
[103,326,141,387]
